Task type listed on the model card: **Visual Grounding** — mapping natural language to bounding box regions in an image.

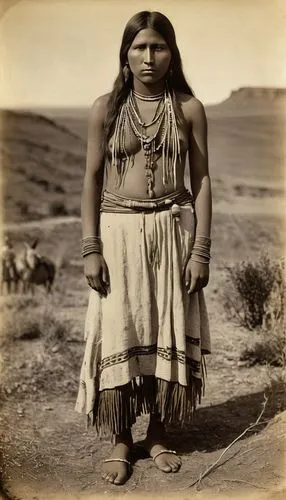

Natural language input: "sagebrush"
[224,254,285,367]
[224,254,284,330]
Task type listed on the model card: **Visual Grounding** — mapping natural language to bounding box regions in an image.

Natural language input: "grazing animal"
[1,236,19,294]
[16,239,56,294]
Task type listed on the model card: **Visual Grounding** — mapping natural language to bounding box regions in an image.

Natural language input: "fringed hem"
[87,374,204,438]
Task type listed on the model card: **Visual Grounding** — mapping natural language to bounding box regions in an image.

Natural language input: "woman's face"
[127,28,171,86]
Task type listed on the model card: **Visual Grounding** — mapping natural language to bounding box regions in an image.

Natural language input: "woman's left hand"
[185,259,209,294]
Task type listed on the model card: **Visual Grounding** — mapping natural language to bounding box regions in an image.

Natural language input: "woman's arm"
[81,95,108,238]
[81,95,110,296]
[184,97,212,294]
[188,97,212,238]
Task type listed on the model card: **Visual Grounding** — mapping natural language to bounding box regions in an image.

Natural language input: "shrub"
[41,308,67,347]
[263,258,285,330]
[0,302,69,347]
[49,201,68,217]
[54,184,65,193]
[224,254,284,330]
[239,324,286,367]
[1,308,42,342]
[17,200,30,217]
[224,255,285,367]
[28,174,50,191]
[68,206,81,216]
[0,295,41,313]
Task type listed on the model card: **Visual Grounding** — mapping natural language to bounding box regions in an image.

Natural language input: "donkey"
[16,239,56,294]
[1,236,20,294]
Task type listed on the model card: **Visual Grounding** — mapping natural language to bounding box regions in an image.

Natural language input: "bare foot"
[102,429,133,485]
[144,415,182,473]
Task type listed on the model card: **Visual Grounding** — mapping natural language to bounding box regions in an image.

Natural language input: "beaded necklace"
[111,86,181,198]
[133,90,165,101]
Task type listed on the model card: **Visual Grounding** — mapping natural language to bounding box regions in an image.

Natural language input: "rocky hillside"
[0,110,86,222]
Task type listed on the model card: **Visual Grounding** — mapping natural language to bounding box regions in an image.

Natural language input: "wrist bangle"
[191,235,211,264]
[81,236,102,257]
[190,255,210,264]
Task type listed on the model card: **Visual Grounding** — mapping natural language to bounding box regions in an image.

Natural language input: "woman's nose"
[144,47,154,65]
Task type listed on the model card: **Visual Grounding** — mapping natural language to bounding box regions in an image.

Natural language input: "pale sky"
[0,0,286,108]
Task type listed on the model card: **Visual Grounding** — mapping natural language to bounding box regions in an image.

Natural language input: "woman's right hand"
[84,253,110,296]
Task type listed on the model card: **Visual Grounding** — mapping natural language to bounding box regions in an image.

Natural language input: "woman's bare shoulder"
[176,93,206,124]
[89,93,111,124]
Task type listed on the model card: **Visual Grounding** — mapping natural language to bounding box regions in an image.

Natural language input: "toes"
[155,454,181,473]
[156,459,172,472]
[162,465,172,472]
[114,472,127,485]
[169,459,177,469]
[171,457,182,472]
[102,465,129,485]
[108,473,117,484]
[171,462,180,472]
[103,472,117,484]
[172,457,181,464]
[114,469,129,484]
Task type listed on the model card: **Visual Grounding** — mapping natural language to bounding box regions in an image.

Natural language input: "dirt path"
[1,393,285,499]
[3,216,80,231]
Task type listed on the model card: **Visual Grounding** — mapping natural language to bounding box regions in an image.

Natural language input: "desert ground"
[0,87,285,499]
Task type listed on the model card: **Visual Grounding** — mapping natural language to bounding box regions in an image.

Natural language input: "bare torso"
[105,93,190,199]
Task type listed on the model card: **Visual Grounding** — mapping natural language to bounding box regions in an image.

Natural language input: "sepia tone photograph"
[0,0,285,499]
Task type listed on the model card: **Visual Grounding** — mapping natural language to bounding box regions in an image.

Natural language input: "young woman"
[76,10,212,486]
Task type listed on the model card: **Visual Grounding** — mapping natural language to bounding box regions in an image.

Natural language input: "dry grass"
[0,296,42,342]
[239,327,286,368]
[0,296,70,343]
[0,295,83,401]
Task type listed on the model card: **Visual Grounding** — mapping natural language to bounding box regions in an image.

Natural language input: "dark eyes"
[134,45,165,51]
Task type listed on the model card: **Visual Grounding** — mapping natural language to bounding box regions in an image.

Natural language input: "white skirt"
[76,204,211,436]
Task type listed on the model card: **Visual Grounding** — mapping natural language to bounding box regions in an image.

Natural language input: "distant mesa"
[228,86,286,101]
[206,86,286,116]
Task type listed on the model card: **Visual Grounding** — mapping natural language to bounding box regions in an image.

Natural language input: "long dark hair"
[104,11,195,155]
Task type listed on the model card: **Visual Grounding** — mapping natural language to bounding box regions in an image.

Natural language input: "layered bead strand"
[111,87,181,197]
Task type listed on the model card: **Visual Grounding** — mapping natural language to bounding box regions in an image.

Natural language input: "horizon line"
[1,85,286,111]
